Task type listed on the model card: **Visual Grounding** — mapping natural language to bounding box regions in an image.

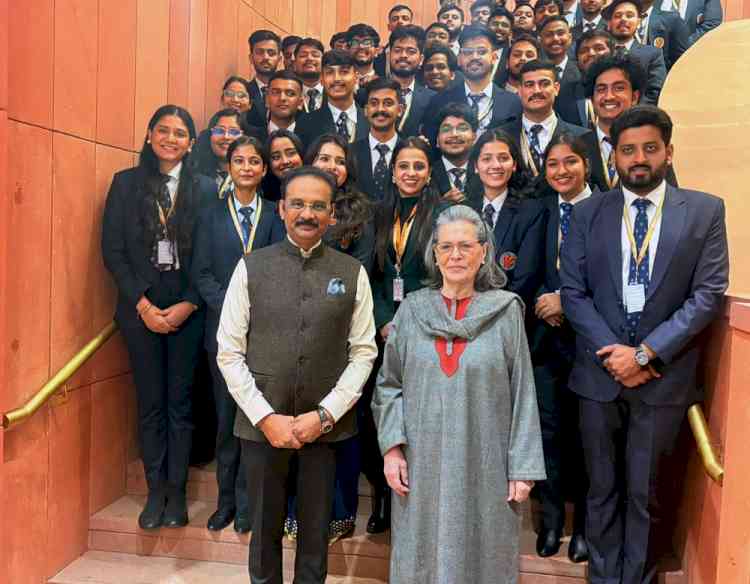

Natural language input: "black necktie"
[373,144,390,199]
[528,124,544,171]
[336,111,351,142]
[449,168,466,192]
[152,176,174,270]
[260,85,267,102]
[468,93,484,118]
[483,203,495,229]
[306,88,319,111]
[399,87,411,107]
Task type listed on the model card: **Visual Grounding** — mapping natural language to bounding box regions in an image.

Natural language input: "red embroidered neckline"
[435,296,472,377]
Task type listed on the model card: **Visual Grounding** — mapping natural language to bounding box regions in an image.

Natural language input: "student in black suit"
[244,70,305,144]
[560,105,729,584]
[193,109,244,189]
[605,0,667,104]
[465,129,547,310]
[293,38,325,114]
[348,23,381,94]
[538,16,581,98]
[530,133,593,563]
[488,7,513,85]
[674,0,722,45]
[641,0,691,70]
[499,60,592,181]
[423,25,522,147]
[513,1,537,34]
[374,4,415,77]
[295,50,369,149]
[572,0,608,38]
[192,136,285,534]
[432,102,478,200]
[246,30,283,128]
[422,44,459,93]
[470,0,494,25]
[424,21,452,52]
[535,0,565,29]
[498,33,542,94]
[354,78,402,202]
[102,105,216,530]
[438,3,466,56]
[262,129,304,202]
[388,25,436,138]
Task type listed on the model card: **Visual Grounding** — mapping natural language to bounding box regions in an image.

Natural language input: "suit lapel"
[575,85,588,128]
[647,185,686,300]
[493,196,519,253]
[355,108,369,142]
[253,200,274,249]
[604,190,625,300]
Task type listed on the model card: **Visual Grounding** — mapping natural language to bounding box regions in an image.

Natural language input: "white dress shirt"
[640,6,654,39]
[558,185,591,210]
[522,111,558,153]
[303,82,324,111]
[596,125,613,163]
[163,162,182,269]
[442,157,470,190]
[661,0,688,19]
[464,81,494,133]
[621,180,666,294]
[216,237,377,425]
[564,0,580,27]
[232,192,259,228]
[268,119,296,134]
[580,14,603,30]
[369,132,399,173]
[482,189,509,225]
[328,101,358,140]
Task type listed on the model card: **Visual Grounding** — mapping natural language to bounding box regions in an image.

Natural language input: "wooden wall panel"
[188,0,209,128]
[168,0,191,109]
[205,0,240,125]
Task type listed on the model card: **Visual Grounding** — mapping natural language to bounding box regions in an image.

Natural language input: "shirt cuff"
[318,392,351,424]
[246,396,275,427]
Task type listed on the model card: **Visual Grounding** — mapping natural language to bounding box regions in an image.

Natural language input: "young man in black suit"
[293,38,325,113]
[347,23,381,91]
[295,50,370,149]
[354,78,402,202]
[423,25,522,146]
[488,7,514,85]
[535,0,565,29]
[432,103,478,200]
[499,60,592,178]
[374,4,414,77]
[422,45,458,92]
[639,0,691,70]
[246,30,283,128]
[605,0,667,104]
[470,0,494,24]
[245,70,304,144]
[572,0,607,38]
[538,16,580,95]
[387,25,435,138]
[438,3,466,55]
[498,33,542,93]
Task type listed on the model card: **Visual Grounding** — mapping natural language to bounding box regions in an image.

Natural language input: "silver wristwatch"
[317,407,334,434]
[634,345,650,367]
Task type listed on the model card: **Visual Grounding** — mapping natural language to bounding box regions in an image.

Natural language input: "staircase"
[48,460,687,583]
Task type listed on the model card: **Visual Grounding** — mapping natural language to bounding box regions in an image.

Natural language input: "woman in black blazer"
[261,129,304,202]
[101,105,214,530]
[191,136,285,533]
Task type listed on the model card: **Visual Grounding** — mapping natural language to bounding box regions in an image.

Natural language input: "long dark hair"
[138,105,199,255]
[375,137,442,272]
[261,129,305,202]
[543,131,591,187]
[304,133,372,247]
[468,128,535,199]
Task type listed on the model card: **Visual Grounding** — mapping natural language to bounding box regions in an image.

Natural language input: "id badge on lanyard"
[393,271,405,302]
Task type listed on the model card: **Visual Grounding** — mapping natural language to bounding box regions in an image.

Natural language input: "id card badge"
[393,277,405,302]
[625,283,646,314]
[157,240,174,266]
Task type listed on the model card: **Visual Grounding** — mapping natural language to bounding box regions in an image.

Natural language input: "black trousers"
[533,361,587,534]
[579,392,687,584]
[208,353,248,513]
[242,440,336,584]
[358,336,387,494]
[119,296,203,496]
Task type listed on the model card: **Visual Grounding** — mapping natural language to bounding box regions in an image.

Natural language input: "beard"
[618,160,669,193]
[391,64,419,78]
[296,68,321,82]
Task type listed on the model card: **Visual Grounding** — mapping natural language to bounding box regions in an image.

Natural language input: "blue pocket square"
[327,278,346,296]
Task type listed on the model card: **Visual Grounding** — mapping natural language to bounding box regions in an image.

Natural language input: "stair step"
[49,550,386,583]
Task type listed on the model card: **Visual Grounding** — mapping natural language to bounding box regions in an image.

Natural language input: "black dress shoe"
[234,512,251,534]
[138,491,166,530]
[568,533,589,563]
[207,507,235,531]
[366,488,391,534]
[536,529,562,557]
[162,494,189,528]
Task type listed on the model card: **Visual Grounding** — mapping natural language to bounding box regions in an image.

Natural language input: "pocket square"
[327,278,346,296]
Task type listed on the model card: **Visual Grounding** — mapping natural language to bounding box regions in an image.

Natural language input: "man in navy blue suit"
[560,105,729,584]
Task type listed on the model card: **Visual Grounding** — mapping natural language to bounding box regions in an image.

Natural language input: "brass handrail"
[1,321,118,429]
[688,403,724,485]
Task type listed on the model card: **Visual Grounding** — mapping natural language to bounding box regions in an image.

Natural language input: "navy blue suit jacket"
[646,6,691,70]
[622,43,667,105]
[682,0,722,44]
[191,196,286,352]
[559,186,729,405]
[399,85,436,138]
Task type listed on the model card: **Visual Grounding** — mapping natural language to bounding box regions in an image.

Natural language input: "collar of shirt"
[165,161,182,201]
[255,78,267,90]
[558,184,591,208]
[304,82,324,93]
[286,234,323,258]
[450,40,460,55]
[369,132,399,154]
[556,55,569,76]
[328,102,358,124]
[582,13,602,26]
[232,192,259,218]
[442,156,468,174]
[564,0,579,26]
[622,38,636,50]
[464,81,493,101]
[522,111,558,135]
[596,125,612,156]
[483,190,508,214]
[268,119,296,134]
[622,180,666,210]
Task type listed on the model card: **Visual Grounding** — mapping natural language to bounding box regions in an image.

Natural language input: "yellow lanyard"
[623,193,664,269]
[392,204,418,271]
[228,195,263,255]
[520,117,558,176]
[157,186,177,233]
[601,144,619,190]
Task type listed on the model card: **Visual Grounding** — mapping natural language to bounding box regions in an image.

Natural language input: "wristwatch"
[317,407,334,434]
[634,345,650,367]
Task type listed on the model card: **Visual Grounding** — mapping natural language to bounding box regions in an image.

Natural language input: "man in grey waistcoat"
[217,166,377,584]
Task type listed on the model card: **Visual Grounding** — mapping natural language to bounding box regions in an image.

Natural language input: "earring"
[147,139,151,144]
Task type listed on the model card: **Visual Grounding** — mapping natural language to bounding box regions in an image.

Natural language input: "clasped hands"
[535,292,564,327]
[258,411,325,449]
[137,296,196,334]
[596,344,662,388]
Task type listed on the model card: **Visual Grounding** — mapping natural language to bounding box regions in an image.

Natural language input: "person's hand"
[507,480,534,503]
[544,315,564,327]
[380,322,393,341]
[258,415,303,449]
[383,446,410,497]
[292,411,324,444]
[535,293,563,321]
[141,306,178,334]
[162,301,197,328]
[596,344,641,380]
[620,365,661,388]
[441,187,466,203]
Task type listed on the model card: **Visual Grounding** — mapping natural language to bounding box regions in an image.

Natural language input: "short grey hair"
[423,205,508,291]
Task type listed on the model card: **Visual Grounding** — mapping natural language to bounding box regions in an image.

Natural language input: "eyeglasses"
[223,89,249,100]
[210,127,243,138]
[434,241,482,256]
[392,47,420,57]
[459,47,492,58]
[439,123,473,134]
[349,38,375,48]
[286,199,331,213]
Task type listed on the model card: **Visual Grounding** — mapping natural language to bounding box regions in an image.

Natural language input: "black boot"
[536,529,562,557]
[568,532,589,563]
[138,490,166,530]
[163,489,189,528]
[366,487,391,534]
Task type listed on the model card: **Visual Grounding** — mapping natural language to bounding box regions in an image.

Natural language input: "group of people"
[101,1,728,583]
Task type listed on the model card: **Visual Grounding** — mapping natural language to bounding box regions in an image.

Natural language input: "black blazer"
[622,42,667,105]
[646,6,691,70]
[399,84,436,138]
[491,45,510,87]
[191,196,286,352]
[571,16,607,39]
[431,157,477,196]
[555,80,591,128]
[353,137,394,202]
[422,82,523,147]
[466,190,548,309]
[245,79,268,128]
[101,167,217,323]
[295,104,370,150]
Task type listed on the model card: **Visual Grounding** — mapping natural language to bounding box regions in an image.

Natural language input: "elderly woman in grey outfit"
[372,205,546,584]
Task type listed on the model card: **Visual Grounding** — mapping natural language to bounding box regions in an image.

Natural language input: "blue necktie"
[238,206,254,247]
[625,198,651,343]
[559,202,573,246]
[528,124,544,171]
[483,203,495,229]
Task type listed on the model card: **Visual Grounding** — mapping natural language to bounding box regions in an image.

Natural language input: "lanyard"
[228,195,263,255]
[520,117,558,176]
[392,204,418,272]
[622,193,664,269]
[157,184,177,235]
[600,139,619,190]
